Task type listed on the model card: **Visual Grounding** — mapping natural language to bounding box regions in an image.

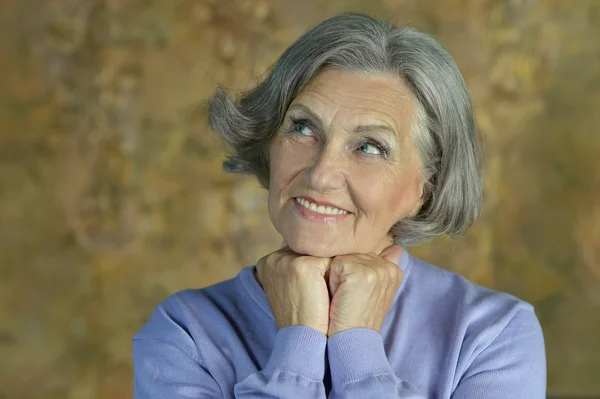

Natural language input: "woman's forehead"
[290,69,416,132]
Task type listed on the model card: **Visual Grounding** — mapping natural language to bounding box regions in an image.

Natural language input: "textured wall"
[1,0,599,397]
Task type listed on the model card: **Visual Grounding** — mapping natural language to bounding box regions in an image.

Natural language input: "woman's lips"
[292,197,351,224]
[294,195,350,213]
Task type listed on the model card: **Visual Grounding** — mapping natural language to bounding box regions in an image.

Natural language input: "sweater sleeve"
[133,336,224,398]
[450,308,546,399]
[327,328,426,399]
[132,294,327,399]
[234,326,327,398]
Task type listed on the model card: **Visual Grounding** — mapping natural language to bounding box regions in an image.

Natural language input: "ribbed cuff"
[327,328,393,384]
[263,326,327,381]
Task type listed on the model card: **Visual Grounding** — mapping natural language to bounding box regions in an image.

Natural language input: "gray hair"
[208,12,482,246]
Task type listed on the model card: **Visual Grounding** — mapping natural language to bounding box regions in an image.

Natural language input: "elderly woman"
[133,12,546,399]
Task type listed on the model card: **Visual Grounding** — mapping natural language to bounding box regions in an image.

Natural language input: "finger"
[281,237,287,248]
[379,243,404,265]
[324,268,332,299]
[328,273,341,299]
[327,259,344,298]
[312,257,333,278]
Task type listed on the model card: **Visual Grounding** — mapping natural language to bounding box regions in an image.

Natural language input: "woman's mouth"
[295,197,349,215]
[292,197,351,224]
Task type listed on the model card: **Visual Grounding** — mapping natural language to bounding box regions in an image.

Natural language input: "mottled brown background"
[1,0,599,398]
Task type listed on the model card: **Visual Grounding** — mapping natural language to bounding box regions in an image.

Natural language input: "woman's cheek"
[282,142,315,177]
[350,165,395,211]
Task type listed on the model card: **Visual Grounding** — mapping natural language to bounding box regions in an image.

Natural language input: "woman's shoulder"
[404,252,537,333]
[133,269,249,343]
[403,253,544,364]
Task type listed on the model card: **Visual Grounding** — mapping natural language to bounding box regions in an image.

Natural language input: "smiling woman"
[210,14,481,248]
[268,70,425,257]
[133,12,546,399]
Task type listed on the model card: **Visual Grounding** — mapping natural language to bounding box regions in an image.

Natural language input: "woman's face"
[268,69,424,257]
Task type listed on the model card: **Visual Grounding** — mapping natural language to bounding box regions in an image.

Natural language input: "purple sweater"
[132,250,546,398]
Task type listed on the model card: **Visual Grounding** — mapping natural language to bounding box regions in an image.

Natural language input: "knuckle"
[288,256,304,268]
[273,254,285,268]
[288,256,307,275]
[388,265,401,278]
[332,254,347,262]
[363,270,378,284]
[262,252,278,266]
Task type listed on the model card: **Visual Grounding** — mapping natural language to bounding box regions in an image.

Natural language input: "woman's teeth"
[295,197,348,215]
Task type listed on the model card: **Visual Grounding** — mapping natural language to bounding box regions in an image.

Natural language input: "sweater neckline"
[238,248,413,321]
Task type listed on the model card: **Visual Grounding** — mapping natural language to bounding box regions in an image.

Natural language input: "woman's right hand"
[255,246,332,336]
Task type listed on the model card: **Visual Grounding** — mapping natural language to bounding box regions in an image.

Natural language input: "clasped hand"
[255,243,404,338]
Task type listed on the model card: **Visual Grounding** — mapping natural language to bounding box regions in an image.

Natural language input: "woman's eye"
[358,142,382,155]
[292,121,314,136]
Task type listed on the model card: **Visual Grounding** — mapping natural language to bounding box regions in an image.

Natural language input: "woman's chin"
[284,238,346,258]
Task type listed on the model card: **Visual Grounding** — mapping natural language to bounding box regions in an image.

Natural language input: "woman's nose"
[304,144,346,192]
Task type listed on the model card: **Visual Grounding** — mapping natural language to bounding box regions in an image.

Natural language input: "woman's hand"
[327,244,404,338]
[255,245,332,336]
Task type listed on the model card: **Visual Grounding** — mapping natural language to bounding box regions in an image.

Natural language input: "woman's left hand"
[327,244,404,338]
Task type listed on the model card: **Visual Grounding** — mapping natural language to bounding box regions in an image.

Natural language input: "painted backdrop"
[1,0,599,397]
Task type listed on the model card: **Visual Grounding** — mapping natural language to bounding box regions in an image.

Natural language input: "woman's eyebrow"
[288,103,398,143]
[287,103,323,124]
[353,124,396,136]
